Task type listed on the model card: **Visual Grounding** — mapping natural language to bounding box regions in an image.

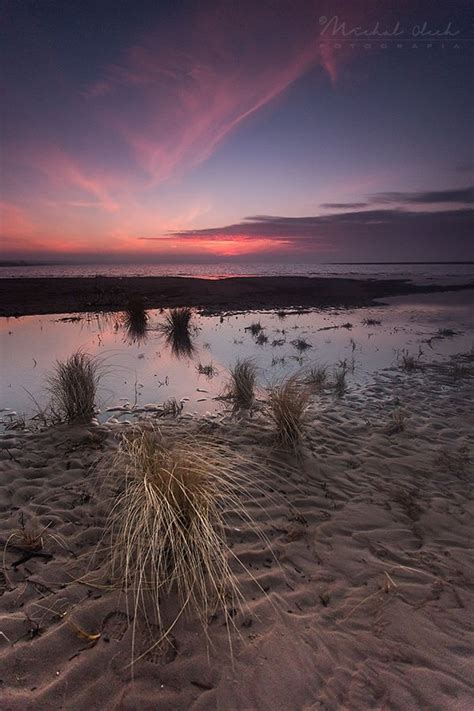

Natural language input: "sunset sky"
[1,0,473,263]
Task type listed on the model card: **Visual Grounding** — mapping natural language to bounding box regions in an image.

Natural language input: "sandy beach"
[0,354,472,710]
[1,275,473,317]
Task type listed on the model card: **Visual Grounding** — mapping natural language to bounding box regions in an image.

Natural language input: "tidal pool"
[1,290,473,426]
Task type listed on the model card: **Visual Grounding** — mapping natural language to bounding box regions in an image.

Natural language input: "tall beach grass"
[266,373,311,449]
[49,351,100,424]
[225,358,257,409]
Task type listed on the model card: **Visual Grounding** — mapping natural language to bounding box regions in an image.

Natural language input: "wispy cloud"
[321,202,369,209]
[321,186,474,210]
[83,3,361,185]
[32,147,121,212]
[370,186,474,205]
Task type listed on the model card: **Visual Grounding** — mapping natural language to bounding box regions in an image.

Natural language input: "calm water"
[1,290,473,426]
[1,262,473,285]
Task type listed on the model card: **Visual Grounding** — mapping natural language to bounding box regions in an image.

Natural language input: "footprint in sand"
[102,611,129,642]
[140,627,178,665]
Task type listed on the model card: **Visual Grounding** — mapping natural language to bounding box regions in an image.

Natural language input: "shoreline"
[0,357,472,708]
[1,275,474,317]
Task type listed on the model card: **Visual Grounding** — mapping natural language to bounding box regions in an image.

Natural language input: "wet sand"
[1,275,474,317]
[0,356,473,710]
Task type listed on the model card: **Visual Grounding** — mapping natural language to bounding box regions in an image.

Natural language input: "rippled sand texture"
[0,358,473,710]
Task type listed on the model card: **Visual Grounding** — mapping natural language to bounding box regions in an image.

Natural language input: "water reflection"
[1,290,473,423]
[122,297,149,345]
[158,307,196,358]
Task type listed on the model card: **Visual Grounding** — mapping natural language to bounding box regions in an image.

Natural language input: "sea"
[1,262,473,285]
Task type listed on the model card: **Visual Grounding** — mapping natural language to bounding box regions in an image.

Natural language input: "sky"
[1,0,473,263]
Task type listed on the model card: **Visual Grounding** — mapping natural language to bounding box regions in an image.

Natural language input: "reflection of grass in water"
[159,308,195,358]
[163,329,195,358]
[161,307,193,335]
[122,296,149,344]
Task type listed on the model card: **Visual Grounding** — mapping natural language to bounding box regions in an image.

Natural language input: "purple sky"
[1,0,473,263]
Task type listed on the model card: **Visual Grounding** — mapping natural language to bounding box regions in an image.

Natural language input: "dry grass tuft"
[225,358,257,409]
[160,397,184,418]
[266,374,311,449]
[196,362,218,378]
[49,351,100,423]
[400,351,421,372]
[306,365,328,390]
[451,362,472,380]
[106,425,271,657]
[246,321,263,336]
[385,408,407,435]
[333,360,348,397]
[290,338,312,353]
[255,332,268,346]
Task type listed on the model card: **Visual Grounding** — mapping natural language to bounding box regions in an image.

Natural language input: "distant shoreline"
[1,275,473,317]
[0,260,472,270]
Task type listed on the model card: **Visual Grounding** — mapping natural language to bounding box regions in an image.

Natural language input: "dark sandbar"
[1,275,473,317]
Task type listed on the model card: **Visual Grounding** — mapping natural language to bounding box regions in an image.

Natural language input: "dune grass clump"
[290,337,312,353]
[49,351,99,423]
[451,362,472,380]
[107,426,267,652]
[267,374,311,449]
[246,321,263,336]
[385,408,407,435]
[196,362,218,378]
[123,295,149,343]
[437,328,456,338]
[225,358,257,409]
[306,365,328,390]
[255,332,268,346]
[334,360,348,397]
[400,351,421,372]
[160,397,184,418]
[159,307,194,357]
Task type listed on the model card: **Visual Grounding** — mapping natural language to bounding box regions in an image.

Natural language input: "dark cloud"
[370,186,474,205]
[163,208,474,261]
[320,202,368,209]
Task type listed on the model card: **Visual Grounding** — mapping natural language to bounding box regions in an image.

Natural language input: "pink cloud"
[33,148,121,212]
[85,2,346,185]
[0,202,36,238]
